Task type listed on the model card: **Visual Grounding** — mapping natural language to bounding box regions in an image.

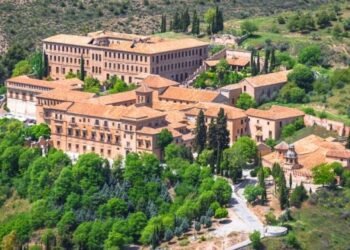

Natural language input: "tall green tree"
[181,8,191,32]
[278,171,289,209]
[195,110,207,154]
[79,55,85,81]
[160,15,167,33]
[215,108,230,173]
[191,10,200,35]
[157,129,173,160]
[346,135,350,149]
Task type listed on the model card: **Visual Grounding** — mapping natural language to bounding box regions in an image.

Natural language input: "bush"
[303,107,316,116]
[290,184,308,208]
[265,211,278,225]
[285,232,300,248]
[214,208,228,219]
[249,230,261,249]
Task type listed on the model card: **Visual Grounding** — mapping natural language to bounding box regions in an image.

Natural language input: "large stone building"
[5,73,306,161]
[43,31,209,83]
[246,105,305,142]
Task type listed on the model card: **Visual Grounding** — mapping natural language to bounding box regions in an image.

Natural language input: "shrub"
[290,184,308,208]
[249,230,261,249]
[265,211,278,225]
[285,232,300,248]
[214,208,228,219]
[303,107,316,116]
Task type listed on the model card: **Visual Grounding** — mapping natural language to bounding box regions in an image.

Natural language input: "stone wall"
[304,114,350,137]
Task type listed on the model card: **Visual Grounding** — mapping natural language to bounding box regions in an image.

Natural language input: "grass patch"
[282,126,338,143]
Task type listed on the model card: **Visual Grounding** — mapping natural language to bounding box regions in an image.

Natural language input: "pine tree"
[80,55,85,81]
[195,110,207,154]
[216,108,230,174]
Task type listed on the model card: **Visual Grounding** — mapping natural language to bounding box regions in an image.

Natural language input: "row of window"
[49,55,89,66]
[104,52,149,63]
[9,91,34,101]
[152,48,205,64]
[151,59,201,74]
[46,43,89,55]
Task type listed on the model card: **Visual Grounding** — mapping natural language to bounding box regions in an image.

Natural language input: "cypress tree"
[289,173,293,189]
[215,6,224,32]
[195,110,207,154]
[216,108,230,174]
[256,51,260,74]
[263,49,270,74]
[207,119,217,173]
[80,55,85,81]
[270,48,276,72]
[160,15,167,33]
[43,53,48,78]
[182,8,191,32]
[346,135,350,149]
[278,171,289,209]
[192,10,200,35]
[250,49,257,76]
[172,11,180,32]
[257,153,267,203]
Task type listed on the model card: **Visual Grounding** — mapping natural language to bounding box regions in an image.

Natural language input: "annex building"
[43,31,209,83]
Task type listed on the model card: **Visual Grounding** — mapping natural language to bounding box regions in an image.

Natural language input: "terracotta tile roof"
[44,33,208,54]
[275,141,289,150]
[37,89,95,101]
[205,57,250,67]
[43,34,93,45]
[87,91,137,105]
[220,83,242,91]
[121,106,165,120]
[246,105,304,120]
[137,126,163,135]
[243,70,290,87]
[141,74,180,89]
[166,110,188,124]
[326,150,350,159]
[185,102,247,120]
[48,102,74,111]
[6,75,82,90]
[263,135,346,173]
[152,101,193,111]
[160,86,221,103]
[136,83,153,93]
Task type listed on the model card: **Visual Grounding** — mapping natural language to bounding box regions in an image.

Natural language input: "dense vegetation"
[0,118,233,249]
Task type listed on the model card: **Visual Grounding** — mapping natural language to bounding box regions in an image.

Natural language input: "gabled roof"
[275,141,289,151]
[185,102,247,120]
[37,89,95,101]
[141,75,180,89]
[243,70,290,87]
[87,91,137,105]
[326,150,350,159]
[246,105,304,120]
[160,86,221,103]
[136,83,153,93]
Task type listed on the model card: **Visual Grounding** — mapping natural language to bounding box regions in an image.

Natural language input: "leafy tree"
[312,163,337,186]
[157,129,173,160]
[98,198,128,219]
[12,60,31,77]
[83,76,100,93]
[30,51,46,79]
[298,45,322,66]
[1,231,18,250]
[164,143,192,162]
[290,183,308,208]
[25,123,51,140]
[241,20,258,35]
[288,64,315,92]
[244,184,263,203]
[194,109,207,154]
[236,93,257,110]
[104,232,125,250]
[212,178,232,206]
[278,82,306,104]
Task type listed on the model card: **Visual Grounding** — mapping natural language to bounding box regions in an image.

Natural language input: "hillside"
[0,0,331,53]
